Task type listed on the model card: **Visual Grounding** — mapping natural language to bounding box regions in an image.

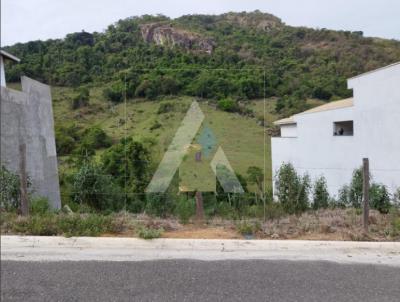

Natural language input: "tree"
[369,184,391,214]
[275,163,311,214]
[247,166,264,194]
[101,138,151,193]
[312,176,329,210]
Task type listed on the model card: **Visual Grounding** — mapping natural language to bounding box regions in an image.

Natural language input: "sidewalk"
[1,236,399,266]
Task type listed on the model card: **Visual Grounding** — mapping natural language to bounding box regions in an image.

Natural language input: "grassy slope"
[8,83,323,190]
[50,86,274,188]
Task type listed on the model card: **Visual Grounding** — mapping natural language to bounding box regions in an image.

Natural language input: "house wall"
[272,63,400,197]
[1,76,61,209]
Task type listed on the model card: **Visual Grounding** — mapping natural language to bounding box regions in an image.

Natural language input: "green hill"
[5,11,400,206]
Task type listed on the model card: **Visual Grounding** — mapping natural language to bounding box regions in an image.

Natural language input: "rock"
[140,23,215,54]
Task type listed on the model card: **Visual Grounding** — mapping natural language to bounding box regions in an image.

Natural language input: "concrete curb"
[1,236,399,266]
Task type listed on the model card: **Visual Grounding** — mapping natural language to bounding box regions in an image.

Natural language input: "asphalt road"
[1,260,399,302]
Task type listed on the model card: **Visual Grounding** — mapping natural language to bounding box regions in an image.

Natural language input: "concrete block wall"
[1,76,61,209]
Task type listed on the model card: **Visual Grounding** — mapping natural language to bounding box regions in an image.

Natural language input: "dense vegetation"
[4,11,400,110]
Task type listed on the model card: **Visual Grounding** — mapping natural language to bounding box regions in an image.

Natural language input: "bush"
[101,138,151,192]
[13,214,59,236]
[369,184,391,214]
[333,185,350,208]
[103,81,124,103]
[145,193,174,218]
[393,188,400,207]
[135,79,158,99]
[174,197,195,224]
[0,166,21,211]
[236,221,261,235]
[337,168,391,213]
[8,212,113,237]
[30,196,50,215]
[275,163,311,214]
[312,176,329,210]
[55,124,80,155]
[71,87,90,109]
[217,98,239,112]
[348,168,363,208]
[137,226,164,239]
[81,126,112,150]
[57,214,113,237]
[71,160,123,212]
[157,102,175,114]
[264,202,285,220]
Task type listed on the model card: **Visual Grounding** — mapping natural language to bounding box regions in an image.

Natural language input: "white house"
[271,62,400,197]
[0,50,20,87]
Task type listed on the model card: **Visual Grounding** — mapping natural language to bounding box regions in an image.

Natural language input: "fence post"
[195,191,204,223]
[19,143,29,216]
[362,158,369,233]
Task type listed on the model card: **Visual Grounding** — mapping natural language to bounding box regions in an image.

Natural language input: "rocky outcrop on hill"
[140,23,215,54]
[222,11,283,31]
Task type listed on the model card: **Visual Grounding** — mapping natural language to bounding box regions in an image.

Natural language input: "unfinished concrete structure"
[1,76,61,209]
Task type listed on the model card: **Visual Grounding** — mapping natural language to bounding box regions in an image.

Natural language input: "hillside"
[4,11,400,104]
[4,11,400,207]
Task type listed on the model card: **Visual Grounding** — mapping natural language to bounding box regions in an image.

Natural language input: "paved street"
[2,260,400,302]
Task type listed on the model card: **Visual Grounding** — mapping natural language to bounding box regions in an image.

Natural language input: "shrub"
[103,81,124,103]
[217,98,239,112]
[369,184,391,214]
[264,202,285,220]
[101,138,151,192]
[337,168,392,213]
[30,196,51,215]
[236,221,261,235]
[174,197,195,224]
[275,163,311,214]
[335,185,350,208]
[393,188,400,207]
[137,226,164,239]
[71,160,123,212]
[348,168,363,208]
[0,166,21,211]
[17,214,59,236]
[57,214,113,237]
[135,79,158,99]
[145,193,174,218]
[55,124,80,155]
[157,102,175,114]
[71,87,90,109]
[312,176,329,210]
[81,126,112,150]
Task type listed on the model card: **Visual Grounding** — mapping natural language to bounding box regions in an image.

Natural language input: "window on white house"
[333,121,353,136]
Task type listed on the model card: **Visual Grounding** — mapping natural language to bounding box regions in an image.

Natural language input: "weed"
[137,226,164,239]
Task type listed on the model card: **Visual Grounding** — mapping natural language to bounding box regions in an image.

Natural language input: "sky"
[1,0,400,46]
